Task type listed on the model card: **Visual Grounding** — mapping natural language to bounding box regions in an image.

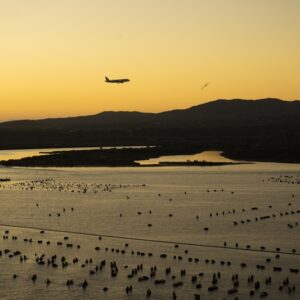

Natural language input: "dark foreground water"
[0,162,299,299]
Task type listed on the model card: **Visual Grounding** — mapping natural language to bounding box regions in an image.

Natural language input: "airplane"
[105,76,130,84]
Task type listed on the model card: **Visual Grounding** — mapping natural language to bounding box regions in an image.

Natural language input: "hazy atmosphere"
[1,0,300,120]
[0,2,299,300]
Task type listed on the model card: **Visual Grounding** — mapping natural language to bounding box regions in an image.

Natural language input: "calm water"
[0,146,155,161]
[0,163,299,299]
[0,147,100,161]
[137,151,233,165]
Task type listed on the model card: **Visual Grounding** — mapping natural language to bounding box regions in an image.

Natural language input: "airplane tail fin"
[105,76,109,82]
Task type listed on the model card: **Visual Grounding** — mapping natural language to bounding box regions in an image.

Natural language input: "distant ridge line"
[0,98,299,159]
[0,98,299,124]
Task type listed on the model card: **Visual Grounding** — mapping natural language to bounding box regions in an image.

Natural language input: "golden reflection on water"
[137,151,233,165]
[0,147,99,161]
[0,146,155,161]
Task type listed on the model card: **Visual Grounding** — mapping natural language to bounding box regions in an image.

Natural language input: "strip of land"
[0,147,244,167]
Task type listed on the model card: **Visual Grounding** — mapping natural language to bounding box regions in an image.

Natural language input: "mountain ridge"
[0,98,299,163]
[0,98,299,130]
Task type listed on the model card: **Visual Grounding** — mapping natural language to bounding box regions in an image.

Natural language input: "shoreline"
[0,147,299,167]
[0,162,246,168]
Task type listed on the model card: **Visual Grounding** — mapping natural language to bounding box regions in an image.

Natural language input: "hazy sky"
[0,0,299,120]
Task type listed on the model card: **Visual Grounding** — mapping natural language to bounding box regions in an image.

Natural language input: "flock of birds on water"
[0,174,299,299]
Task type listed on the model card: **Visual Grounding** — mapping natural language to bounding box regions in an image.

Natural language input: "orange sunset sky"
[0,0,299,121]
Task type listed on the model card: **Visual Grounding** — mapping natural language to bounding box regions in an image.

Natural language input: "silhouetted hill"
[0,98,299,162]
[158,98,300,126]
[0,111,156,130]
[1,98,299,130]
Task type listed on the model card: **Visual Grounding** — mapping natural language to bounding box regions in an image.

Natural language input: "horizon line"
[0,97,299,123]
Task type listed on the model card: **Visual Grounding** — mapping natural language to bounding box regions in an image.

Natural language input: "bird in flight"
[201,82,210,90]
[105,76,130,84]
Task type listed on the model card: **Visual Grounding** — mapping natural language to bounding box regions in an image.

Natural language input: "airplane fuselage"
[105,77,130,84]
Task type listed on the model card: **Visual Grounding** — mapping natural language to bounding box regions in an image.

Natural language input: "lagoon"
[0,162,299,299]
